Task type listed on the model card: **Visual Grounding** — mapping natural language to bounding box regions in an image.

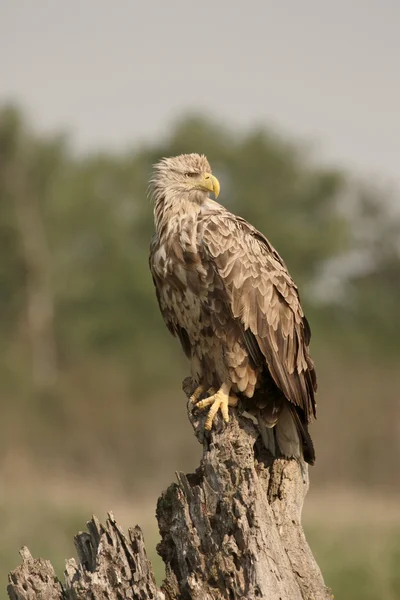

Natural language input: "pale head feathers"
[149,153,212,205]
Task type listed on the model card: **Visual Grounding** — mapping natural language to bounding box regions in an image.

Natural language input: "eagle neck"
[154,190,202,241]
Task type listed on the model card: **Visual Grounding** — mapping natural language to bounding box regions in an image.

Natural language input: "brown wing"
[149,235,191,358]
[201,212,317,421]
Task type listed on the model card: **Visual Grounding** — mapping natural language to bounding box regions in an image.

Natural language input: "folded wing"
[201,213,317,422]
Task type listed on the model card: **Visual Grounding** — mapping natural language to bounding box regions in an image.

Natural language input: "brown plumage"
[149,153,317,464]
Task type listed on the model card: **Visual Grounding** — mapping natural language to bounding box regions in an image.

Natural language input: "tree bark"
[7,381,332,600]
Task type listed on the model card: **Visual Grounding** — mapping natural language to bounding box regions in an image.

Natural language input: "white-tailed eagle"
[149,153,317,464]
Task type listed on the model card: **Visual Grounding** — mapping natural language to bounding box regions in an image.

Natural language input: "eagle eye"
[185,171,198,178]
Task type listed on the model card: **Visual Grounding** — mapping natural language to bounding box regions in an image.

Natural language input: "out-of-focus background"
[1,1,400,598]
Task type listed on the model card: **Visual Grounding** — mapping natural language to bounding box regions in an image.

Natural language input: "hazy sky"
[1,1,399,193]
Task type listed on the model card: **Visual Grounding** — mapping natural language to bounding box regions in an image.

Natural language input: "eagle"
[149,153,317,465]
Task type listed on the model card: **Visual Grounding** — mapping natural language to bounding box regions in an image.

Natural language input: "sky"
[1,0,400,194]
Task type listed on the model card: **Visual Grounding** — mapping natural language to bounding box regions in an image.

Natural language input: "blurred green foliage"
[1,104,399,600]
[1,101,400,482]
[1,105,399,362]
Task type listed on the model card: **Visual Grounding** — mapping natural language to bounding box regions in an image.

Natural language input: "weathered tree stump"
[7,382,332,599]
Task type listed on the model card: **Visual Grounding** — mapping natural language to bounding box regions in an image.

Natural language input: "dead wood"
[7,380,332,600]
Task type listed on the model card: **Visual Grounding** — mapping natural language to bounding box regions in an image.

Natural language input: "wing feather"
[201,212,317,421]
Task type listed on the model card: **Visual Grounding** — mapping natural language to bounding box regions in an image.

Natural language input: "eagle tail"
[274,402,315,466]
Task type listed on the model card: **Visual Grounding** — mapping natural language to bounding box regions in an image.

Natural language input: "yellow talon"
[190,385,206,404]
[190,385,217,404]
[195,383,238,430]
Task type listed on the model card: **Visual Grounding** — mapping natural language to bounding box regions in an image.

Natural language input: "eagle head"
[150,153,220,205]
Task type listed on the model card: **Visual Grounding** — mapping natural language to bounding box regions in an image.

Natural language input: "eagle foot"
[194,383,238,431]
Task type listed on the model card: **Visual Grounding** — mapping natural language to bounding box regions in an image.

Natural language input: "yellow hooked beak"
[197,173,220,199]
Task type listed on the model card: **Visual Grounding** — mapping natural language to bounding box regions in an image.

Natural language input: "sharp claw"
[190,385,206,404]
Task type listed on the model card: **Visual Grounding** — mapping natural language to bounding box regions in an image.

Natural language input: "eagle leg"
[195,383,238,431]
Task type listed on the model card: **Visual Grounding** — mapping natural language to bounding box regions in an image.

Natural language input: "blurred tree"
[345,185,400,354]
[0,103,399,491]
[0,110,26,333]
[1,105,399,375]
[0,106,60,390]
